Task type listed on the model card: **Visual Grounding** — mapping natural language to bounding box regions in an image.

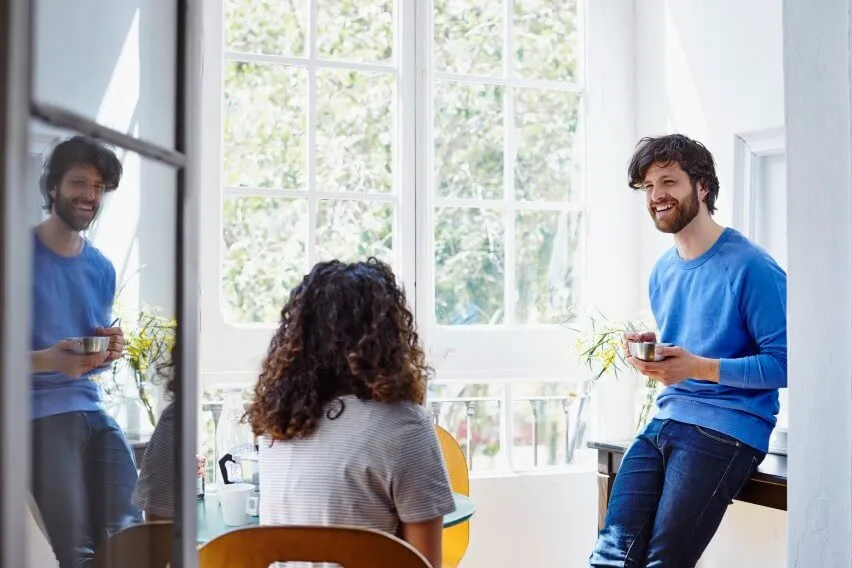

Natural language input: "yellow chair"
[198,525,430,568]
[435,425,470,568]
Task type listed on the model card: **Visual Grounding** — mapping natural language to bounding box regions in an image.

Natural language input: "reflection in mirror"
[27,124,177,567]
[32,0,177,150]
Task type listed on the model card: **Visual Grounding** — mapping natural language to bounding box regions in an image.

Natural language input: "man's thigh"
[589,420,667,568]
[32,412,94,568]
[646,421,764,568]
[84,410,142,546]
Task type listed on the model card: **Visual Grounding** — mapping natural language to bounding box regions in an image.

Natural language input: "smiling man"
[29,136,142,568]
[588,134,787,567]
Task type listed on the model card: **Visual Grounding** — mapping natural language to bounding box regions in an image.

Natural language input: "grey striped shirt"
[132,403,176,518]
[259,395,456,537]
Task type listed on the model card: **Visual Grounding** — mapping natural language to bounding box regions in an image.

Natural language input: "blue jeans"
[589,418,764,567]
[31,410,143,568]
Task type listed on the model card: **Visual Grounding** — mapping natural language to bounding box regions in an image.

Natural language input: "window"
[416,0,585,382]
[200,0,590,472]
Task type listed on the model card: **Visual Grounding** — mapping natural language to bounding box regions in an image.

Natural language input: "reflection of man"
[30,136,142,567]
[589,134,787,567]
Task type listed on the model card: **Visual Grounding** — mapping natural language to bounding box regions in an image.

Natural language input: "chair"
[435,425,470,568]
[198,525,430,568]
[92,521,173,568]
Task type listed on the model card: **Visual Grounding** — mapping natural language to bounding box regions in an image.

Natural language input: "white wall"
[630,1,788,566]
[783,0,852,565]
[633,0,785,312]
[33,0,176,315]
[463,467,598,568]
[32,0,177,416]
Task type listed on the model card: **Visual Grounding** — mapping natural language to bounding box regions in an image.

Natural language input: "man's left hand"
[95,326,125,362]
[629,345,713,387]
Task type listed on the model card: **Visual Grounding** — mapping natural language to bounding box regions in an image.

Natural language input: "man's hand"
[49,340,108,378]
[95,326,125,362]
[628,345,720,387]
[622,331,657,360]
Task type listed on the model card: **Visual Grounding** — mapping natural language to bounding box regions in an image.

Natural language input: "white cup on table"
[218,483,254,526]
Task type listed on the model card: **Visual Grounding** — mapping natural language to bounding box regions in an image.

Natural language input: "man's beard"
[54,191,99,232]
[649,183,700,234]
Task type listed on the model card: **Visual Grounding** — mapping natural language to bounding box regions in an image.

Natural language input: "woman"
[132,358,205,520]
[247,258,455,567]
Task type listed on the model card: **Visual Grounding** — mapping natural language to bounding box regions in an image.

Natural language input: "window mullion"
[306,0,318,269]
[503,0,516,326]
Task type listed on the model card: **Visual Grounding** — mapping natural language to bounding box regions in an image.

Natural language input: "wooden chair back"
[198,525,431,568]
[92,521,173,568]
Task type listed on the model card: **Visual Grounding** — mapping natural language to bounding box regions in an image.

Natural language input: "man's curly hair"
[246,257,431,441]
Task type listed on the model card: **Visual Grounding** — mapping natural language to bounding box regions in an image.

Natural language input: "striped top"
[132,403,176,518]
[259,395,456,537]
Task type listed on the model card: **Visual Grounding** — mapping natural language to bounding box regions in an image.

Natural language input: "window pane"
[221,197,308,324]
[435,207,505,325]
[512,381,577,469]
[515,89,581,202]
[515,210,582,324]
[27,131,181,564]
[225,0,307,56]
[434,0,503,76]
[513,0,581,82]
[316,70,395,194]
[317,0,394,62]
[224,62,307,189]
[434,81,504,199]
[316,199,395,264]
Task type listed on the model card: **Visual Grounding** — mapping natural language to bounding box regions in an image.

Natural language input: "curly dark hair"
[627,134,720,214]
[39,135,123,211]
[246,257,431,441]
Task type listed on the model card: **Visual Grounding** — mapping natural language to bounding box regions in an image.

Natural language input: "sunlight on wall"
[97,9,140,134]
[663,2,707,140]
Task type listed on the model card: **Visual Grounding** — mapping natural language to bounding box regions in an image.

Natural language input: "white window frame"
[199,0,417,384]
[200,0,590,388]
[413,0,587,384]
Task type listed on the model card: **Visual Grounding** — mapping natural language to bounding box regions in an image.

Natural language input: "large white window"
[200,0,592,473]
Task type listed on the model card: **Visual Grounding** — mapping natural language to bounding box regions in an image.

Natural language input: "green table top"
[197,491,475,544]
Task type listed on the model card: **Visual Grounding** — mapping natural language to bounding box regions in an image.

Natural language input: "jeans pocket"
[692,424,741,447]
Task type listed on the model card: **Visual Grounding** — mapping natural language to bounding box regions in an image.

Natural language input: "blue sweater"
[650,228,787,452]
[31,232,116,419]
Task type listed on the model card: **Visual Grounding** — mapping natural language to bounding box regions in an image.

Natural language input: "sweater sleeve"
[719,256,787,389]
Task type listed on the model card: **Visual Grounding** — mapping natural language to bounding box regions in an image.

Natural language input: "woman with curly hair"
[247,258,455,567]
[132,357,205,520]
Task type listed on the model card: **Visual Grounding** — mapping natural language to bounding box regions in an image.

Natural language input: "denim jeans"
[589,418,764,568]
[31,410,143,568]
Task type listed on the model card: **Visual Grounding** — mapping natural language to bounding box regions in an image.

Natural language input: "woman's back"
[259,395,454,536]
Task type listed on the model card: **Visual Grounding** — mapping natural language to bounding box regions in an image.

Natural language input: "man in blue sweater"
[30,136,142,567]
[589,134,787,567]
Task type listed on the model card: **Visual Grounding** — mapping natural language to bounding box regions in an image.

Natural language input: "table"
[589,440,787,530]
[196,492,476,544]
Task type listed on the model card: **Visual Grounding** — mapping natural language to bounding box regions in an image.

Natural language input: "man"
[589,134,787,567]
[30,136,141,567]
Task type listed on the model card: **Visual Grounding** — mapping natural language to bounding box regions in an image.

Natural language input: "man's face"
[51,164,106,232]
[642,162,702,234]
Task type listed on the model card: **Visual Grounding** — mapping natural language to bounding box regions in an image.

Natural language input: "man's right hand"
[622,331,657,361]
[48,340,108,378]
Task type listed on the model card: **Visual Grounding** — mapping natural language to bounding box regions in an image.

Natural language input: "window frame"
[0,0,202,565]
[414,0,588,383]
[200,0,589,387]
